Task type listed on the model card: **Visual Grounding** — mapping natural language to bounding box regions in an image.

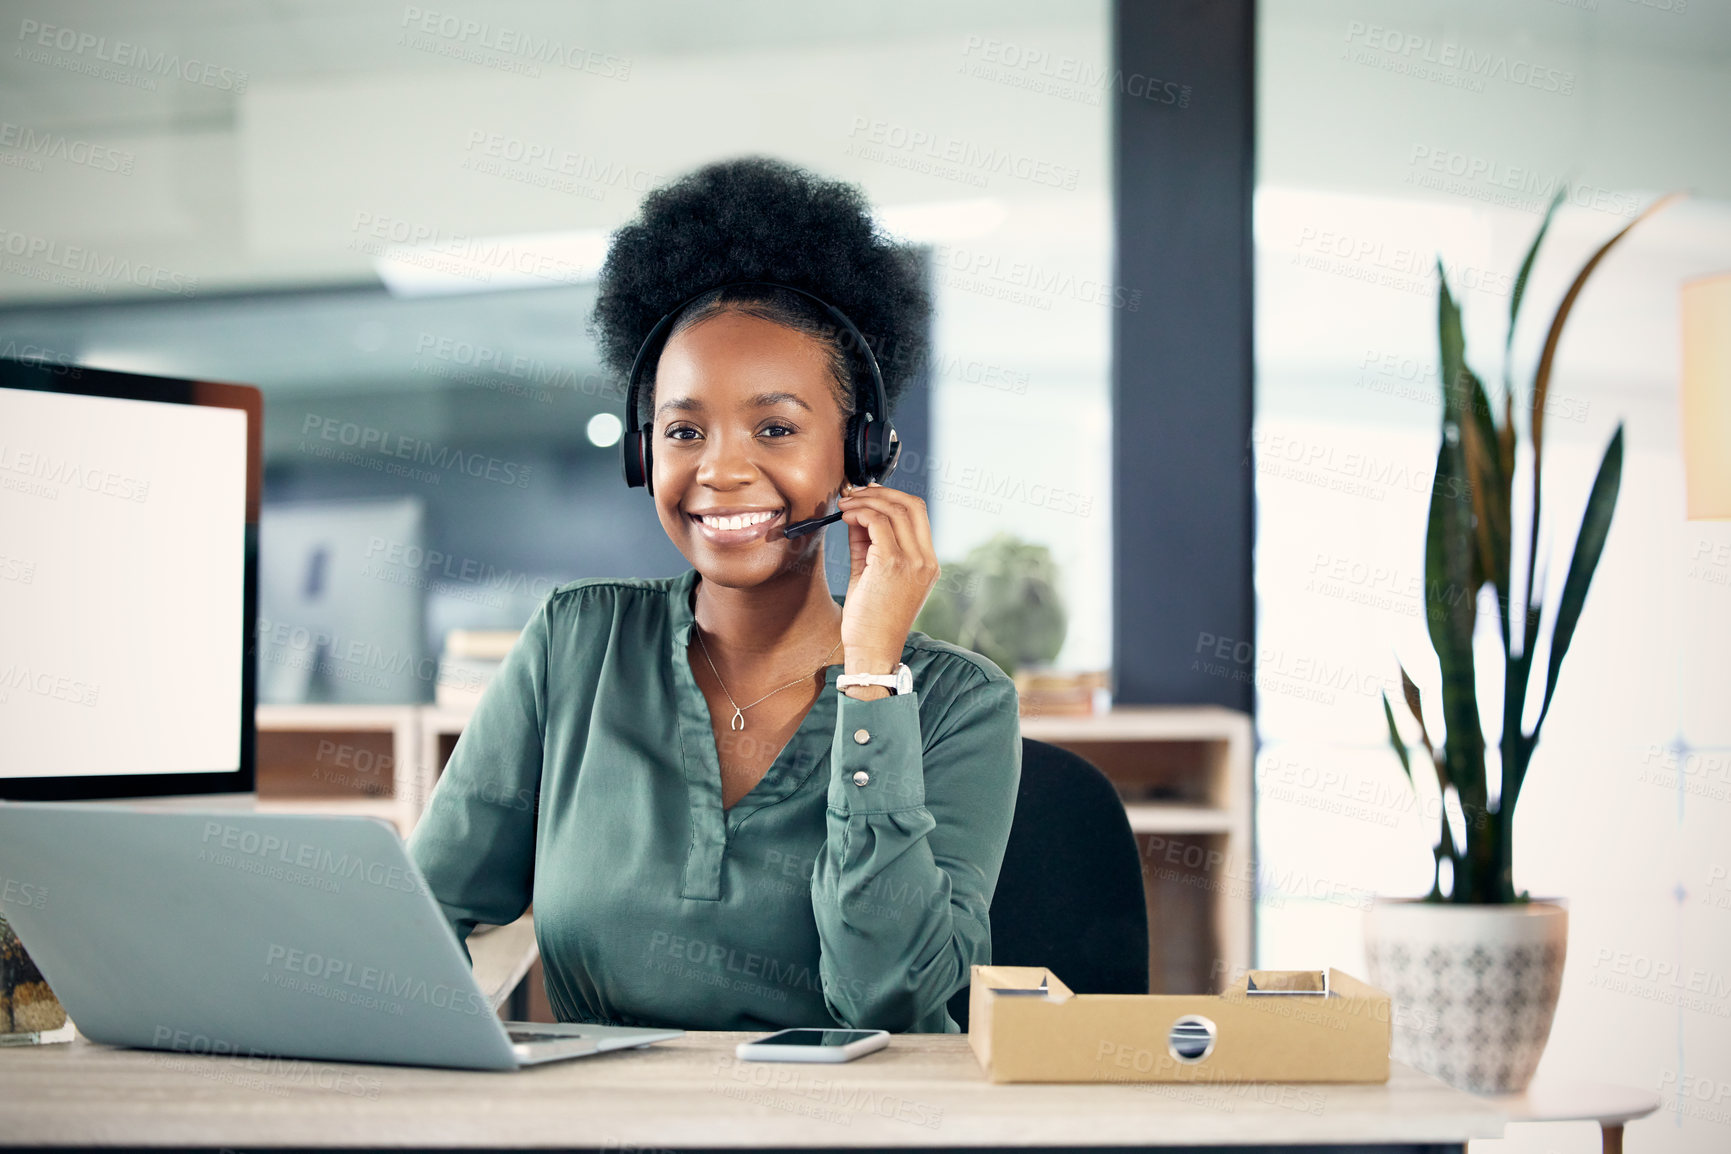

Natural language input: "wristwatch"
[836,663,914,696]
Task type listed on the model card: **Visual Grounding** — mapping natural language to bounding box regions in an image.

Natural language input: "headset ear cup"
[622,429,652,490]
[855,413,896,485]
[875,422,900,484]
[843,414,868,487]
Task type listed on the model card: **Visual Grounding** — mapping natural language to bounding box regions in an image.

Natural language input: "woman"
[407,157,1021,1034]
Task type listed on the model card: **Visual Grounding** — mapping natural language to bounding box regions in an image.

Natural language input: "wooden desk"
[0,1030,1504,1152]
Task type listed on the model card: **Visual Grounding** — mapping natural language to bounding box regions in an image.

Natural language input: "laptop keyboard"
[509,1029,584,1043]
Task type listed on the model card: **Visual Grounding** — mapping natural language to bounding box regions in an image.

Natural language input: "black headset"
[618,281,900,502]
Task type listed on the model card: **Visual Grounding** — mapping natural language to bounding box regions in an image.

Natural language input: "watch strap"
[836,662,913,695]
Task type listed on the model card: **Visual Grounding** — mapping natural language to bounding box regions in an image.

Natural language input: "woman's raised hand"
[835,481,940,675]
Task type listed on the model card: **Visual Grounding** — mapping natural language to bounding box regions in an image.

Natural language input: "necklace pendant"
[730,707,745,731]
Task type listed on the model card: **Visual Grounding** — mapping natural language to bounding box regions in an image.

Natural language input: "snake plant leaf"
[1460,368,1512,650]
[1522,540,1550,663]
[1506,535,1549,794]
[1398,662,1429,745]
[1499,389,1516,513]
[1383,691,1416,787]
[1424,439,1484,800]
[1531,423,1625,742]
[1527,193,1682,604]
[1398,661,1450,794]
[1505,187,1567,395]
[1437,263,1494,623]
[1500,386,1520,643]
[1531,194,1680,458]
[1502,185,1551,706]
[1438,260,1469,430]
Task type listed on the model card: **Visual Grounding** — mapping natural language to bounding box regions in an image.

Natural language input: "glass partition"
[0,1,1112,699]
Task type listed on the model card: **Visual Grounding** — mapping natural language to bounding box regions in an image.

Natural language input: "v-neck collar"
[667,568,843,901]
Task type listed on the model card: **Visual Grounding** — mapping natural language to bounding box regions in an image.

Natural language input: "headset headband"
[621,280,889,446]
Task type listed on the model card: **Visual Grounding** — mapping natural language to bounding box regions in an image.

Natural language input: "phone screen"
[753,1028,880,1046]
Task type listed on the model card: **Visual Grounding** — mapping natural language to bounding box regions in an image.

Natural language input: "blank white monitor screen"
[0,384,248,780]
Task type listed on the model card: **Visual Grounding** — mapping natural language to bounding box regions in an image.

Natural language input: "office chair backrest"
[946,737,1149,1031]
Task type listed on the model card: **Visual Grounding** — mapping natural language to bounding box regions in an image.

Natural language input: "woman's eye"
[761,423,796,438]
[664,425,700,441]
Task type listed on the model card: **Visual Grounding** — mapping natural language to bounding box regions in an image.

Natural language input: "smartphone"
[734,1027,890,1063]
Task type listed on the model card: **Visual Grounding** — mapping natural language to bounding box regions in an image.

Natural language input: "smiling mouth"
[688,509,784,534]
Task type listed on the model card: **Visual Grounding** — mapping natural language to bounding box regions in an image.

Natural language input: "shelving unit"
[256,701,1253,999]
[1021,705,1253,995]
[253,705,422,835]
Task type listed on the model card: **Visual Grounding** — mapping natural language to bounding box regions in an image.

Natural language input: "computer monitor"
[0,357,260,801]
[257,496,428,706]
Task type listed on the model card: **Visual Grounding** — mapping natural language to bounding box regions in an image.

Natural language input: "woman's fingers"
[841,501,911,568]
[840,487,919,558]
[838,484,939,586]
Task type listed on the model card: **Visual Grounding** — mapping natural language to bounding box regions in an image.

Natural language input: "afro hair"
[591,157,930,425]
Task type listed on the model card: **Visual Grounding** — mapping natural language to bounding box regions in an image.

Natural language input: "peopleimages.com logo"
[16,19,249,91]
[264,943,490,1016]
[0,226,198,296]
[200,821,431,897]
[1342,21,1575,95]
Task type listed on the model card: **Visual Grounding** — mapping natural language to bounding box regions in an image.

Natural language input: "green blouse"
[406,568,1021,1034]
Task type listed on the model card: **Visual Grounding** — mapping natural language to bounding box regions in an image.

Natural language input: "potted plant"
[914,532,1066,676]
[1365,189,1677,1094]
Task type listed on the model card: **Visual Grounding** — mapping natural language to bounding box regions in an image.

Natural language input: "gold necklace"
[693,627,843,731]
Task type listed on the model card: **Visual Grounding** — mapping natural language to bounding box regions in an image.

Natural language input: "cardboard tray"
[967,965,1391,1084]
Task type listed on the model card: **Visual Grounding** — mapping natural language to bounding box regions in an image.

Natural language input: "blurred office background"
[2,1,1728,1149]
[0,0,1113,694]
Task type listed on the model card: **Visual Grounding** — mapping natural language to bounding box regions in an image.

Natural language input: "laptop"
[0,803,681,1070]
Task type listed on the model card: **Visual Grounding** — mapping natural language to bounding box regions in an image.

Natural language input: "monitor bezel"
[0,357,260,801]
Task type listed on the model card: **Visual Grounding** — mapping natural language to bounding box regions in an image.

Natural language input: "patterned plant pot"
[1363,898,1567,1094]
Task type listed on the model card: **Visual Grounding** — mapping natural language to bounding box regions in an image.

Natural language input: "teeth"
[700,511,775,531]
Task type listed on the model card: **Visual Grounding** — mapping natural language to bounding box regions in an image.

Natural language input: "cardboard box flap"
[1245,969,1328,994]
[970,964,1073,1001]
